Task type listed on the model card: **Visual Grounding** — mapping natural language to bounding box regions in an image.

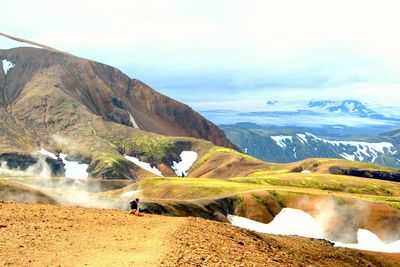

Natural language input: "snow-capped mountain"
[270,132,397,162]
[203,99,400,130]
[307,100,382,119]
[221,125,400,168]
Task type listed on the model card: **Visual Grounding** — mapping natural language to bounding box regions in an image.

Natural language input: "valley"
[1,33,400,266]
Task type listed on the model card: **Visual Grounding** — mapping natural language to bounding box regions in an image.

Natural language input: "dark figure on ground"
[130,198,140,216]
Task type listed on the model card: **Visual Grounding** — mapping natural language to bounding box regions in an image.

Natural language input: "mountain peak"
[307,99,379,118]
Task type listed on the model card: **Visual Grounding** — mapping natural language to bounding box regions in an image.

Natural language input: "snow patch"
[39,148,57,160]
[0,161,7,168]
[335,229,400,253]
[228,208,324,239]
[305,132,395,156]
[124,155,163,177]
[296,134,307,144]
[271,136,293,149]
[283,133,395,163]
[128,112,139,129]
[59,153,89,179]
[229,208,400,253]
[2,59,14,74]
[301,170,311,174]
[340,153,356,161]
[39,149,89,179]
[171,151,198,177]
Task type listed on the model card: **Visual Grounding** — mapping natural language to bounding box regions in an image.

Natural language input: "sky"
[2,0,400,111]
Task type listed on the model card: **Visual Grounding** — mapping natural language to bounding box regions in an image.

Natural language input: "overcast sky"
[2,0,400,110]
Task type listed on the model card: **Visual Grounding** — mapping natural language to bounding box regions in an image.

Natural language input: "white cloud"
[1,0,400,107]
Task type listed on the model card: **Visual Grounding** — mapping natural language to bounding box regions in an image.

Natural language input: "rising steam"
[0,148,131,210]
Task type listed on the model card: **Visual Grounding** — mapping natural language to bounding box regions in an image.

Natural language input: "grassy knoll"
[130,172,400,210]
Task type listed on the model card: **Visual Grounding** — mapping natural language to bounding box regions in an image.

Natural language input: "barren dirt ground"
[0,203,399,267]
[0,203,185,266]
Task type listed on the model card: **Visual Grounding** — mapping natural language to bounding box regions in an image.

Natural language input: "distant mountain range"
[221,124,400,168]
[201,100,400,135]
[306,100,381,118]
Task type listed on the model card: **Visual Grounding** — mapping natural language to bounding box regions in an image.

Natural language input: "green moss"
[191,147,255,170]
[3,185,15,192]
[138,177,261,199]
[252,194,266,206]
[92,152,130,177]
[107,133,175,163]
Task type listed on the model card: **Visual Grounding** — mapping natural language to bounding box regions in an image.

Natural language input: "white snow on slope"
[0,160,7,168]
[340,153,356,161]
[124,155,163,176]
[228,208,324,239]
[171,151,198,177]
[59,153,89,179]
[128,112,140,129]
[39,149,89,179]
[229,208,400,253]
[273,132,396,163]
[335,229,400,253]
[2,59,14,74]
[270,136,293,148]
[296,134,307,144]
[304,132,396,161]
[39,148,57,160]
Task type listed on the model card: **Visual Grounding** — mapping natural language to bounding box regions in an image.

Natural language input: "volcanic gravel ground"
[0,203,184,266]
[0,203,399,267]
[162,217,396,267]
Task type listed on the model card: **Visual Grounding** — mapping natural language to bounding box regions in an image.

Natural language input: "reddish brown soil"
[0,203,185,266]
[0,203,398,267]
[163,217,399,267]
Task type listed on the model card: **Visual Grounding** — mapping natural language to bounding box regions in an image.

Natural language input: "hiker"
[130,198,140,216]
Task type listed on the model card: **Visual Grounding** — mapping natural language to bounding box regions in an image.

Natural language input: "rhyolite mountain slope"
[0,47,234,148]
[0,34,241,180]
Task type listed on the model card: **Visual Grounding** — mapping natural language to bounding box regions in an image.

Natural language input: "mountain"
[0,34,238,179]
[201,99,400,133]
[222,124,400,168]
[2,35,400,264]
[307,100,384,119]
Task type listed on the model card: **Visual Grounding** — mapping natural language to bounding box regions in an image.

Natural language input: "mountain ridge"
[222,124,400,168]
[0,33,239,179]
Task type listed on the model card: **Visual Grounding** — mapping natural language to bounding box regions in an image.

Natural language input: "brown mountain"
[0,34,243,179]
[0,45,234,148]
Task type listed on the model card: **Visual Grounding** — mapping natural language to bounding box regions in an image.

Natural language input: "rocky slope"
[0,46,234,148]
